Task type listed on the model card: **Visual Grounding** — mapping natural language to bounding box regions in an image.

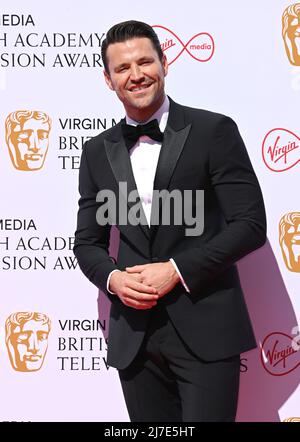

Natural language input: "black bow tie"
[121,119,164,151]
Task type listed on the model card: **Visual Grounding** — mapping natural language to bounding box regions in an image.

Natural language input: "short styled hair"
[101,20,164,73]
[5,312,51,343]
[282,3,300,37]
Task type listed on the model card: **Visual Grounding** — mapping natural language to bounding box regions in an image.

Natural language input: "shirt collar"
[125,95,169,132]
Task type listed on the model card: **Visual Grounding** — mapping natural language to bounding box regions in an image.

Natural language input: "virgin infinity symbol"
[153,25,215,65]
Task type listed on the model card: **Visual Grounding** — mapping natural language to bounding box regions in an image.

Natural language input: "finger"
[125,287,159,301]
[127,281,158,295]
[128,273,143,282]
[126,265,147,273]
[123,298,157,310]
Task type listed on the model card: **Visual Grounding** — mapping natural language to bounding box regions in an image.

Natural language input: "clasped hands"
[109,262,180,310]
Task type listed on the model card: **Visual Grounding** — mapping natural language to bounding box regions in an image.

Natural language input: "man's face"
[9,118,50,171]
[287,15,300,38]
[283,9,300,65]
[7,320,50,372]
[104,37,168,121]
[287,15,300,52]
[281,223,300,272]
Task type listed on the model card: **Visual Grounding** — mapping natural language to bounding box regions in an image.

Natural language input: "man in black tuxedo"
[73,20,266,421]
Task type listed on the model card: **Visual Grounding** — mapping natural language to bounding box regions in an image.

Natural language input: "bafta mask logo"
[5,312,51,372]
[282,3,300,65]
[5,110,52,171]
[279,212,300,272]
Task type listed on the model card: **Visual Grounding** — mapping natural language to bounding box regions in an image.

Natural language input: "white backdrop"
[0,0,299,422]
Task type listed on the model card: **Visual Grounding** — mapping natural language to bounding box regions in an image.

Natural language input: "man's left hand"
[125,262,180,298]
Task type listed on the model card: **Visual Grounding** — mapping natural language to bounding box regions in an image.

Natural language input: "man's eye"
[39,131,49,140]
[17,133,29,141]
[38,333,48,341]
[16,334,29,342]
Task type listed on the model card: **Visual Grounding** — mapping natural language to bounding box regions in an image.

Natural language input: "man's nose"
[27,334,38,353]
[130,64,144,82]
[28,132,39,151]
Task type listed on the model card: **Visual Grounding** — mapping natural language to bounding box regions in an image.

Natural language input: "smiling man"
[74,20,267,422]
[104,36,168,122]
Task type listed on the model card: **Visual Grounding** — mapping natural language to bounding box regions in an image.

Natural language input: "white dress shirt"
[107,95,190,294]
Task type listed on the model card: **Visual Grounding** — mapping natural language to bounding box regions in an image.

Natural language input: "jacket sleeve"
[73,141,119,293]
[172,116,267,293]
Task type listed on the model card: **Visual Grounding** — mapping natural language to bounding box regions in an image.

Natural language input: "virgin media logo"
[262,128,300,172]
[152,25,215,65]
[260,332,300,376]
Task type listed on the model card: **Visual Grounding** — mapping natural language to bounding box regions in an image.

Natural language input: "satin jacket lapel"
[104,125,150,241]
[150,98,191,240]
[103,98,192,245]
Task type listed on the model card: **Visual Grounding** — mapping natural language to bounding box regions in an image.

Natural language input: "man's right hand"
[109,271,159,310]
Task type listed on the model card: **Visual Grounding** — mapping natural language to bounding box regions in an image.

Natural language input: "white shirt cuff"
[169,258,190,293]
[107,269,121,294]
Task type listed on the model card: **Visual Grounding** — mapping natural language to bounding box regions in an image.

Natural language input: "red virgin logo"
[152,25,215,65]
[262,128,300,172]
[260,332,300,376]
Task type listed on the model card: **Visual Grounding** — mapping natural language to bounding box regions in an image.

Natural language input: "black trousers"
[118,304,240,422]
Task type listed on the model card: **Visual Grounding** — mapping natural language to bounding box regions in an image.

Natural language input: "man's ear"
[104,70,115,91]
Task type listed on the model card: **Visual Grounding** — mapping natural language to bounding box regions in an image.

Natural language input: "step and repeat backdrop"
[0,0,299,422]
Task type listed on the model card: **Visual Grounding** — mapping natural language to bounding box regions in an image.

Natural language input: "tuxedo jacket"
[73,97,267,370]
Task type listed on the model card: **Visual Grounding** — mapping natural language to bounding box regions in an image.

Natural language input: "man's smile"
[129,83,153,93]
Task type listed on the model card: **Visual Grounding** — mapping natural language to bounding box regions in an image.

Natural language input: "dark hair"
[101,20,164,73]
